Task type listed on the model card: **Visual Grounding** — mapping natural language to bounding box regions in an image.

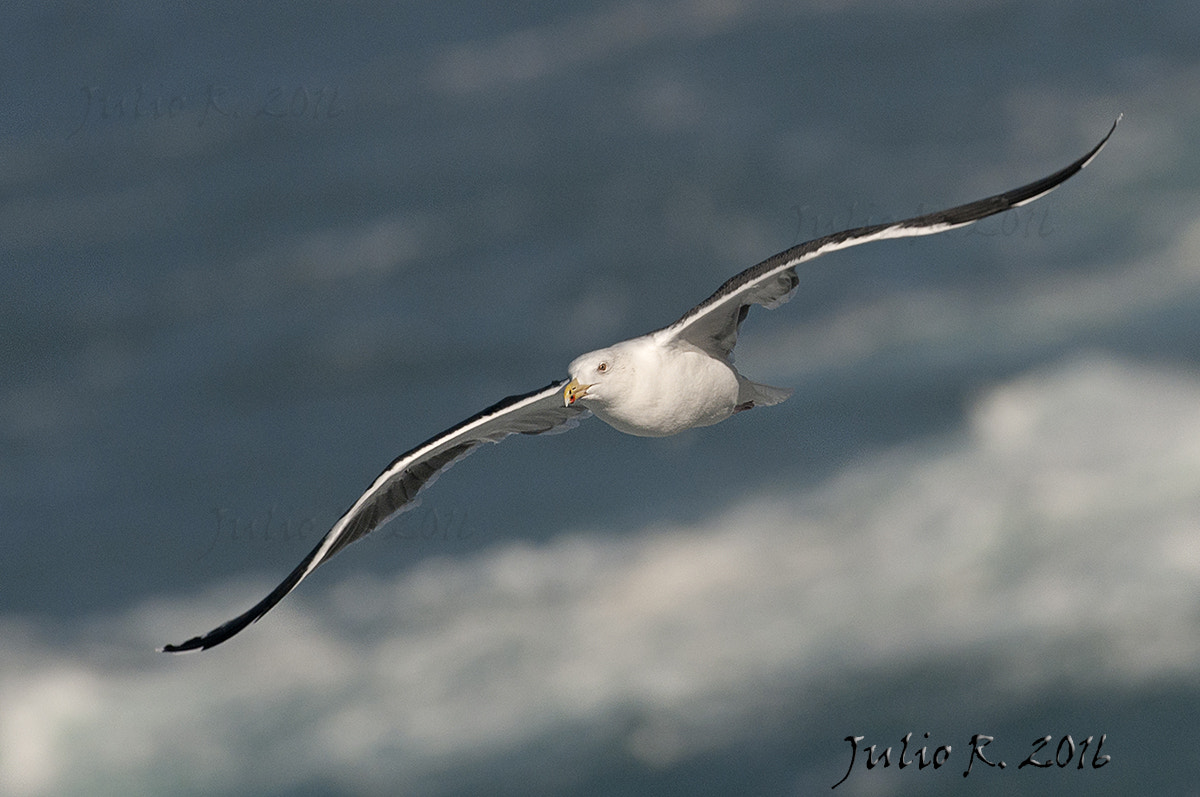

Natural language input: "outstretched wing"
[162,379,588,652]
[657,117,1120,359]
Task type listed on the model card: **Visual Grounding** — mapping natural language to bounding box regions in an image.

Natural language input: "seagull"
[163,118,1118,652]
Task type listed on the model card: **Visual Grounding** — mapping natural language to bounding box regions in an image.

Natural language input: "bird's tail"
[737,377,793,408]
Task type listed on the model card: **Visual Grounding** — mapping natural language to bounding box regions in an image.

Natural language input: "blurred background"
[2,1,1198,794]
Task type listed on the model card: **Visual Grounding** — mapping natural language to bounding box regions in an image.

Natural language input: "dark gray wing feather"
[162,380,587,652]
[659,117,1119,358]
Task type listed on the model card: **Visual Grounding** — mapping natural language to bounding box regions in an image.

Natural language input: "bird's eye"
[597,361,609,373]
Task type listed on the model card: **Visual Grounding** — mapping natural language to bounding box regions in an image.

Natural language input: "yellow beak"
[563,378,591,407]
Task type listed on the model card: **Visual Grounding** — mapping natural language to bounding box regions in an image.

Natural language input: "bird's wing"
[656,117,1120,359]
[162,379,588,652]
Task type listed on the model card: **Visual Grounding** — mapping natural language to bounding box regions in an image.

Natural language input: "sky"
[2,1,1200,795]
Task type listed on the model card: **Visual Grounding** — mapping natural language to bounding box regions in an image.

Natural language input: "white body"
[584,339,738,436]
[567,336,791,437]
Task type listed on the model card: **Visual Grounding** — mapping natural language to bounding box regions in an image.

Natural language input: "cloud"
[4,355,1200,794]
[0,179,188,252]
[426,0,771,96]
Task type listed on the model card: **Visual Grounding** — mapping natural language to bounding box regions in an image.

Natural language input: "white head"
[562,345,633,408]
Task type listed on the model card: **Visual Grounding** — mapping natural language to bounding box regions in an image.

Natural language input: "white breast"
[592,340,741,437]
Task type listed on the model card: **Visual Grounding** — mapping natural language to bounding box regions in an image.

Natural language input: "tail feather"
[737,377,792,408]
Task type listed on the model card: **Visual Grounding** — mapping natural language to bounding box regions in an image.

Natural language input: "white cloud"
[4,355,1200,794]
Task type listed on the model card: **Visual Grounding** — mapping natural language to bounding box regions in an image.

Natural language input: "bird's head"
[564,346,627,408]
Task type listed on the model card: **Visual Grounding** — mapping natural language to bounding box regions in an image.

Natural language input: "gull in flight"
[163,119,1118,652]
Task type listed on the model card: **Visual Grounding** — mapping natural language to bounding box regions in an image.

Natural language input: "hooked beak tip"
[563,378,589,407]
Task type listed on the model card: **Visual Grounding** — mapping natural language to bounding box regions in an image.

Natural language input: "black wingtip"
[901,117,1120,230]
[159,639,204,654]
[1078,114,1122,171]
[159,537,327,653]
[158,607,262,653]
